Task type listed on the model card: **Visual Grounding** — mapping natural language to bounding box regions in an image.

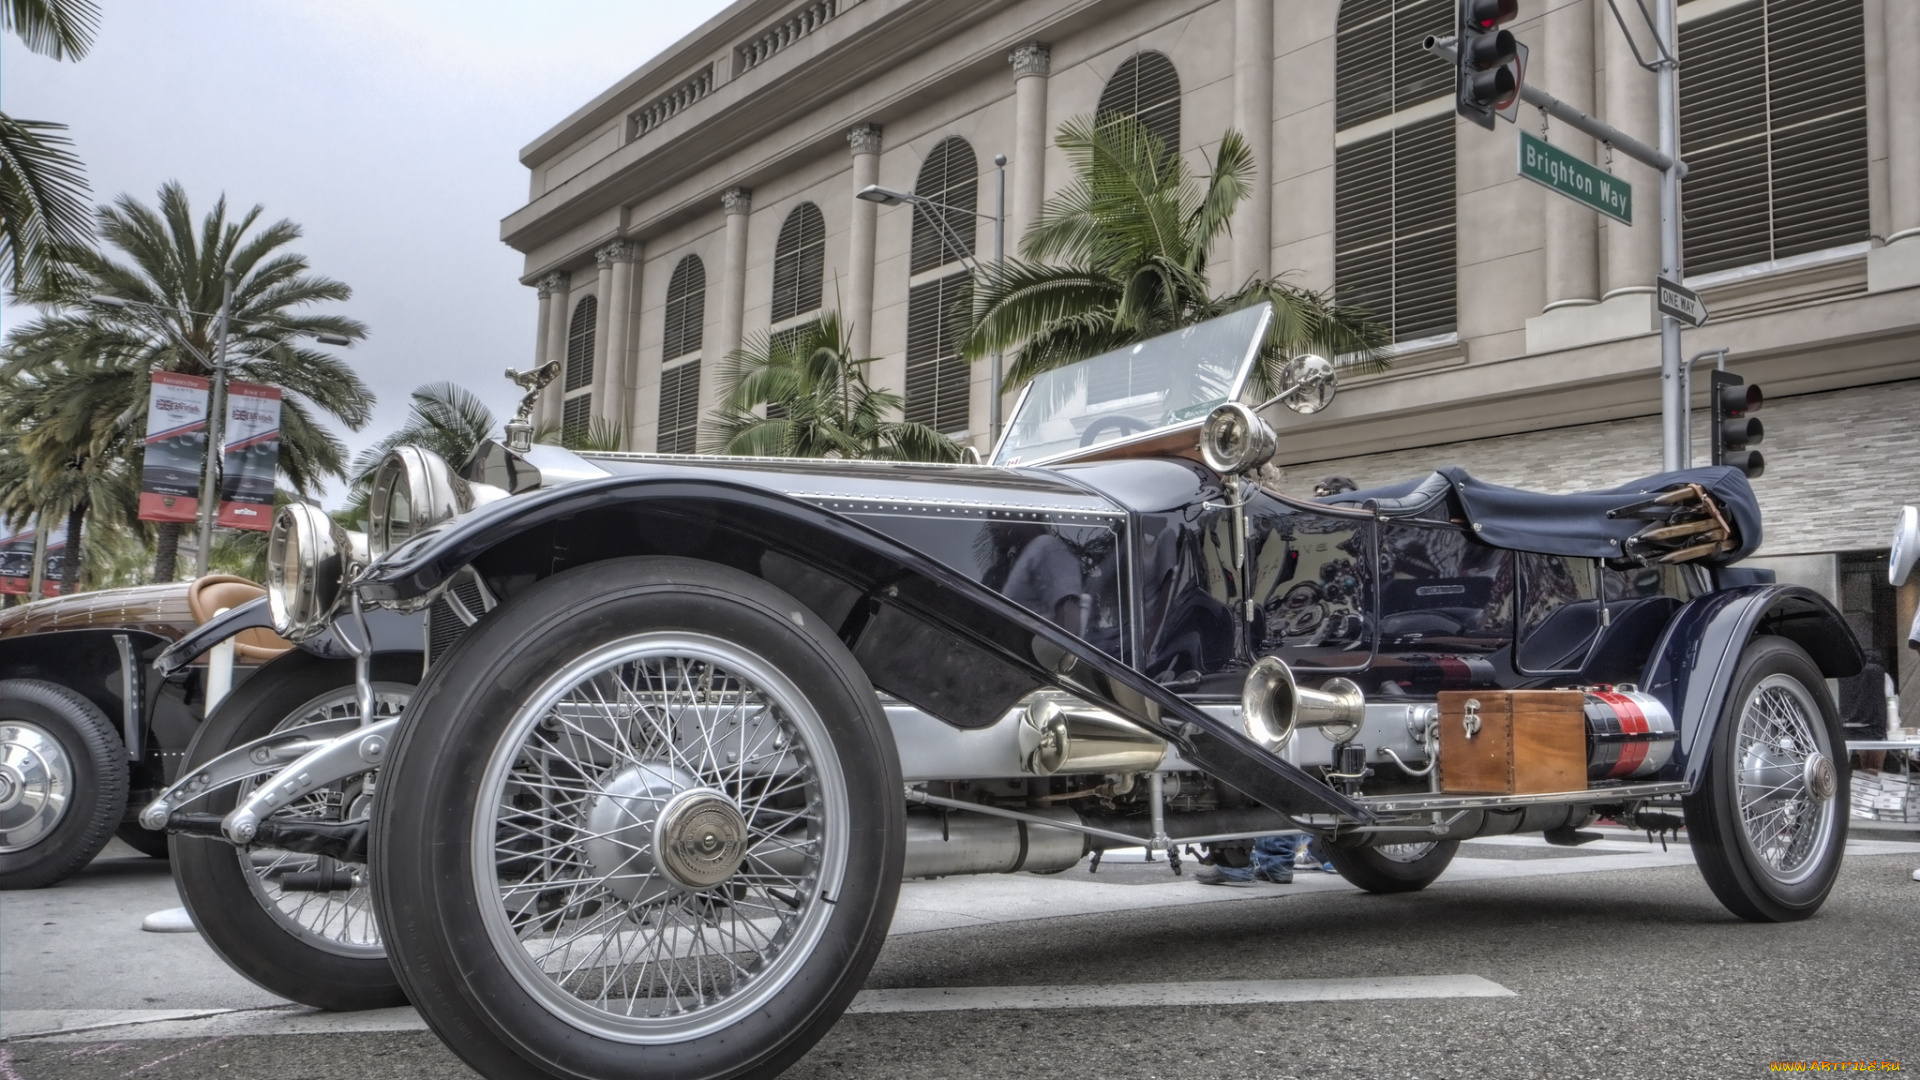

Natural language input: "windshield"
[991,304,1270,466]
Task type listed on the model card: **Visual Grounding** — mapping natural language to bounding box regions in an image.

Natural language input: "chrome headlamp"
[1200,401,1278,475]
[368,447,465,559]
[266,503,366,641]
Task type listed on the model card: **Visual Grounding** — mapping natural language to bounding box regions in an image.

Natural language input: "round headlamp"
[368,446,463,558]
[1200,401,1278,475]
[267,503,352,641]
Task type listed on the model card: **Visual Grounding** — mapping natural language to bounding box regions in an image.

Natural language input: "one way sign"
[1656,277,1709,328]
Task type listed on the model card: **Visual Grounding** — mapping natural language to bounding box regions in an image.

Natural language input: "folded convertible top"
[1322,465,1762,565]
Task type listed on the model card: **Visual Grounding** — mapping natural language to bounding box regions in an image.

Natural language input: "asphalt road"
[5,832,1919,1079]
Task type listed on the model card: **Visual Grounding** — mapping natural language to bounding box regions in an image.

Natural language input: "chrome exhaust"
[1241,655,1365,751]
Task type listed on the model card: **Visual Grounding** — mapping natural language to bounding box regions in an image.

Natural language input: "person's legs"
[1248,835,1296,883]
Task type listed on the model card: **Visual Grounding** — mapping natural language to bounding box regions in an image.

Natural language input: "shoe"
[1255,866,1294,884]
[1320,862,1337,874]
[1195,866,1254,887]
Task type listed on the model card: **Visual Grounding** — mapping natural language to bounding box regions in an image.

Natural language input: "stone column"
[1870,0,1920,290]
[531,275,556,424]
[1232,0,1273,286]
[591,245,618,435]
[595,239,636,440]
[1008,42,1051,246]
[846,123,883,359]
[537,270,571,432]
[713,188,752,417]
[1542,0,1599,310]
[1602,9,1660,301]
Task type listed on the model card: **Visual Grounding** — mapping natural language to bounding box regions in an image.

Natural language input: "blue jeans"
[1249,835,1301,879]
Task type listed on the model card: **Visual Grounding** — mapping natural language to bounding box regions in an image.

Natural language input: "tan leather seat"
[187,575,293,662]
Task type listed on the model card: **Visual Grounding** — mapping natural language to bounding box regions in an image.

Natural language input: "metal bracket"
[138,716,363,830]
[222,718,398,844]
[1462,698,1482,740]
[112,634,142,761]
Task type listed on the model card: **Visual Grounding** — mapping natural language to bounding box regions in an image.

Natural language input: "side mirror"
[1269,355,1338,415]
[1892,505,1920,586]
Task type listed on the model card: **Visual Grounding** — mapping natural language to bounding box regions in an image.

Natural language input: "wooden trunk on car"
[1437,691,1588,795]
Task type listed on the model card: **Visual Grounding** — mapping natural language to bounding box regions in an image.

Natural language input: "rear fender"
[356,475,1371,823]
[1638,584,1862,791]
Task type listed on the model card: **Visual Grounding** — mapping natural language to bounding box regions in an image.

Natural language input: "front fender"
[1639,584,1863,792]
[154,597,425,676]
[354,472,1372,824]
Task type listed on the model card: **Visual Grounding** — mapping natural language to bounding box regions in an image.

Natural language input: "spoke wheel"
[375,557,902,1080]
[1684,636,1847,922]
[171,651,419,1009]
[1325,838,1458,893]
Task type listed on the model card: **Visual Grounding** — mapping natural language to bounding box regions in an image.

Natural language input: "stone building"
[506,0,1920,700]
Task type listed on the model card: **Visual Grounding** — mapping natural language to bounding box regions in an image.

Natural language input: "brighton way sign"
[1517,129,1630,225]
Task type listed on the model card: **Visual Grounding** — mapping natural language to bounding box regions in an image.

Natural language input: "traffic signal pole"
[1434,0,1692,470]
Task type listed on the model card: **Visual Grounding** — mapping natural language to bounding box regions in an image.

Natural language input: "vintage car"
[144,303,1859,1080]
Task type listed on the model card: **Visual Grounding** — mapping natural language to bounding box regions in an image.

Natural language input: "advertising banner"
[139,371,210,524]
[217,381,282,531]
[0,517,67,598]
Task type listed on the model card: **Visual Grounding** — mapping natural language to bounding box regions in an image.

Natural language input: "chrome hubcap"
[0,722,72,853]
[476,632,849,1044]
[1734,674,1836,885]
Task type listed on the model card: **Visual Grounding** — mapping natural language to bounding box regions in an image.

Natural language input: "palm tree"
[0,0,98,296]
[0,357,140,594]
[2,182,373,580]
[705,311,962,462]
[962,115,1386,399]
[340,381,497,527]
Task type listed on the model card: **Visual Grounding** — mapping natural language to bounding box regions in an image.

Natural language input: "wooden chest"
[1437,691,1589,795]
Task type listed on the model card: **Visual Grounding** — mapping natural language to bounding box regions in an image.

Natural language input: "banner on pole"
[218,381,282,531]
[139,372,211,524]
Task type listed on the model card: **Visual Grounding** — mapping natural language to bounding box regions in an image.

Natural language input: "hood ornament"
[503,361,560,452]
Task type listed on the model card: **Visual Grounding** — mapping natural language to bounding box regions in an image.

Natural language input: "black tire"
[170,650,419,1010]
[374,557,904,1080]
[1325,839,1459,894]
[1683,636,1847,923]
[0,679,127,889]
[117,822,173,859]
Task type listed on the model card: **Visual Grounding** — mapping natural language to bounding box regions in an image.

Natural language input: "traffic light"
[1457,0,1522,130]
[1710,370,1764,478]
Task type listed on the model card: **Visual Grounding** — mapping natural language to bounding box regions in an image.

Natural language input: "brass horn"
[1241,655,1365,751]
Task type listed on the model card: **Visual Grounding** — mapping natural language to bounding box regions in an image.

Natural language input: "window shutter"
[564,296,597,393]
[657,361,701,454]
[1335,0,1457,344]
[911,138,978,275]
[562,394,593,448]
[1679,0,1868,275]
[771,203,826,323]
[1096,51,1182,154]
[662,256,705,361]
[904,273,970,434]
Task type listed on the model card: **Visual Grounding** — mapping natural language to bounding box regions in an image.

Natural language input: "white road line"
[0,1009,244,1039]
[844,975,1515,1013]
[15,975,1514,1041]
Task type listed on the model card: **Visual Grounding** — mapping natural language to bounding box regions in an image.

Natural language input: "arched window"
[770,202,825,324]
[659,255,704,454]
[1096,51,1181,154]
[1678,0,1866,275]
[1333,0,1456,344]
[563,294,597,445]
[905,137,977,434]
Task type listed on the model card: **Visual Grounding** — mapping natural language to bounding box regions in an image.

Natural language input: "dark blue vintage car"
[148,304,1860,1080]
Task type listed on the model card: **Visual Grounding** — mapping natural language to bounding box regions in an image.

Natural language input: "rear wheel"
[1325,839,1459,894]
[0,679,126,889]
[1684,636,1846,922]
[374,557,903,1080]
[170,651,417,1010]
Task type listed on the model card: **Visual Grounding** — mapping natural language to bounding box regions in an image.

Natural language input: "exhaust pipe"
[903,807,1087,878]
[1241,655,1366,751]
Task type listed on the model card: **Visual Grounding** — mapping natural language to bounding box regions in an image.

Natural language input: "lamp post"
[857,166,1008,444]
[89,292,352,578]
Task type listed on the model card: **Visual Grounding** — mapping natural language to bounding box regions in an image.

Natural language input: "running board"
[1355,781,1688,814]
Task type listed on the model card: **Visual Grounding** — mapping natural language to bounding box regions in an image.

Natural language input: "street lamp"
[89,290,353,577]
[857,152,1010,442]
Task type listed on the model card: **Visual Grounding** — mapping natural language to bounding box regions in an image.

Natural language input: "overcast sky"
[2,0,731,506]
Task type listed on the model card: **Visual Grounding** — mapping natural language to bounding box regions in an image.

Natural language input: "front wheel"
[374,557,903,1080]
[1325,839,1459,894]
[1683,636,1847,922]
[170,651,417,1010]
[0,679,127,889]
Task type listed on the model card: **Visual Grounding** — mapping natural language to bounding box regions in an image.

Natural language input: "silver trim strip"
[1356,781,1688,814]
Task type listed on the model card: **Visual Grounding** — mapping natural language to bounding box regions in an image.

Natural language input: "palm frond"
[3,0,97,60]
[0,114,92,296]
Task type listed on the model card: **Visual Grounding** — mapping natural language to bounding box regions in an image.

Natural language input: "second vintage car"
[145,304,1858,1080]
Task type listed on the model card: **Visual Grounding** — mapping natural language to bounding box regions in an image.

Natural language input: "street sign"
[1656,276,1709,328]
[1517,129,1631,225]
